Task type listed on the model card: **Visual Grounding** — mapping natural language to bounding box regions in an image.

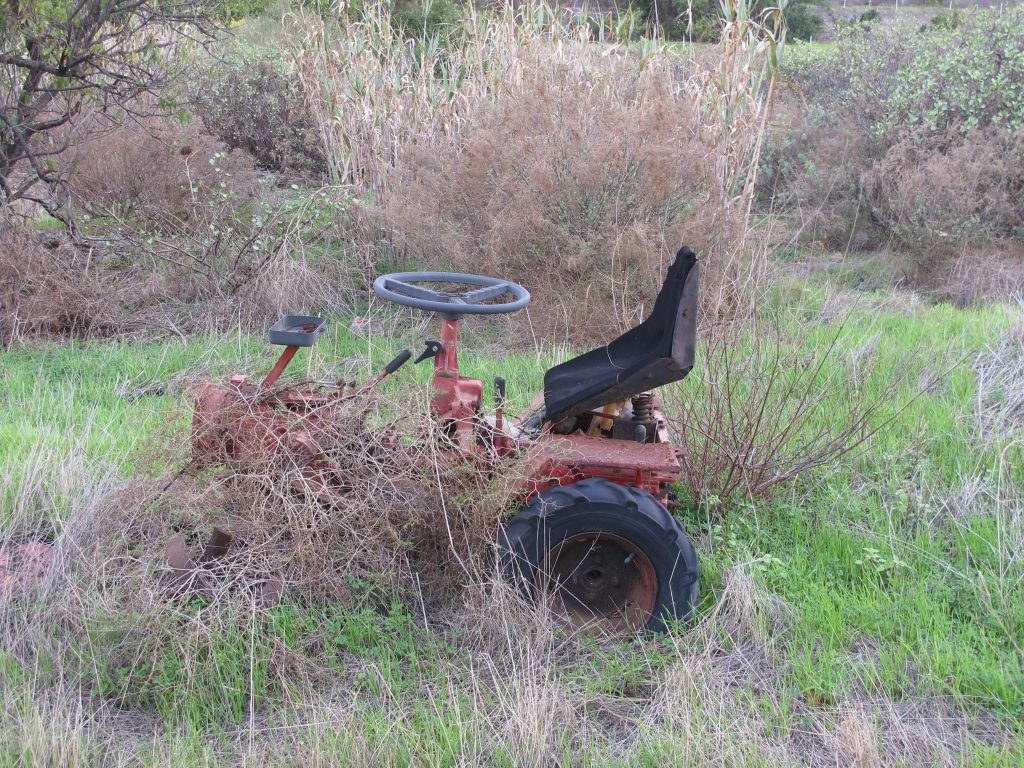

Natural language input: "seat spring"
[632,393,654,421]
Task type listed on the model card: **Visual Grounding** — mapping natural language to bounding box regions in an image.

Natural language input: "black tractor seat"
[543,246,699,423]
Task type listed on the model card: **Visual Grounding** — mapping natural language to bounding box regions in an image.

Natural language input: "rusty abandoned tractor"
[190,246,701,632]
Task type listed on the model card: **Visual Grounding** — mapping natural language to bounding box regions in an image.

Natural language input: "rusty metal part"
[262,345,300,387]
[429,318,485,453]
[164,527,234,598]
[0,542,54,594]
[257,578,283,606]
[200,527,233,564]
[537,532,657,633]
[515,432,681,502]
[165,534,202,596]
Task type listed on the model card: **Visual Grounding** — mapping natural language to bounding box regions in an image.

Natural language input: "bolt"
[623,553,635,565]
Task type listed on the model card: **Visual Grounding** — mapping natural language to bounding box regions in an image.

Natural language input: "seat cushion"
[543,247,698,421]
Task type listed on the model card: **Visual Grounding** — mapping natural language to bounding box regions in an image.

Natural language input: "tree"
[0,0,218,234]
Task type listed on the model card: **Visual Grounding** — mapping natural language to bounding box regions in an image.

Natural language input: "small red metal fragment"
[199,527,233,564]
[0,542,54,593]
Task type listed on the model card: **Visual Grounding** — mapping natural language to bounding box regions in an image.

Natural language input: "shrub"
[375,82,713,342]
[926,10,962,31]
[69,116,261,222]
[392,0,464,40]
[782,1,823,42]
[219,0,275,19]
[885,14,1024,136]
[300,1,786,340]
[784,9,1024,141]
[637,0,822,42]
[861,129,1024,250]
[191,46,327,178]
[763,8,1024,285]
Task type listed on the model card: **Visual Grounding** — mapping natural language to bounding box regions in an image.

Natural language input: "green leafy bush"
[191,46,326,177]
[782,0,824,42]
[637,0,822,42]
[764,9,1024,280]
[219,0,275,20]
[392,0,464,40]
[886,14,1024,135]
[785,9,1024,140]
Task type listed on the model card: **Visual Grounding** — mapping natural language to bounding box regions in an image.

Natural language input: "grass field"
[1,274,1021,766]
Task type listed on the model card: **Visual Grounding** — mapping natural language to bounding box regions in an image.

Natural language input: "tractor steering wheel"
[373,271,531,318]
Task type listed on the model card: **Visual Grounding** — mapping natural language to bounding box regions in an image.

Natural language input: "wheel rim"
[537,533,658,633]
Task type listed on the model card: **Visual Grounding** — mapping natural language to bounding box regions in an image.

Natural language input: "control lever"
[363,349,412,391]
[494,376,506,436]
[356,349,412,418]
[384,349,413,375]
[414,340,443,364]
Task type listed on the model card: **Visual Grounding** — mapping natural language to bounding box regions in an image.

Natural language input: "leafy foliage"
[192,45,327,177]
[637,0,822,42]
[0,0,219,232]
[785,9,1024,139]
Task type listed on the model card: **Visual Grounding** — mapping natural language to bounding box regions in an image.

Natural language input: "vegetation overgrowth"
[764,8,1024,298]
[0,0,1022,764]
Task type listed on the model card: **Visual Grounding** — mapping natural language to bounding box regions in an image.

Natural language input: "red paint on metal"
[262,345,299,387]
[0,542,54,593]
[514,430,681,503]
[428,318,484,453]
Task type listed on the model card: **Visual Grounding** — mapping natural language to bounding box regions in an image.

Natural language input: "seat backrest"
[543,246,699,421]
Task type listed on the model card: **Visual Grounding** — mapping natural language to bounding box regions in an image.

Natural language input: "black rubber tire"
[498,477,700,632]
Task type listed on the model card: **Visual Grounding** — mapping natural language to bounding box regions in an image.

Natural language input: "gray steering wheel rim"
[373,271,531,315]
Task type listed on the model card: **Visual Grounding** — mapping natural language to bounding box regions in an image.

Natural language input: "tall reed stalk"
[292,0,784,321]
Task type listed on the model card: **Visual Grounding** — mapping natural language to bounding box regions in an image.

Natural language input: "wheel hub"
[538,533,657,633]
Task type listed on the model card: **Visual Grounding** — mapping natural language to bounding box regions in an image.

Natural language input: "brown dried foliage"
[0,223,141,344]
[861,128,1024,254]
[69,117,262,222]
[92,388,520,608]
[376,82,717,343]
[664,319,922,506]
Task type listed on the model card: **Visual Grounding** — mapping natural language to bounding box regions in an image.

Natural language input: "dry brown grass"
[861,129,1024,255]
[1,112,361,346]
[0,222,139,345]
[377,81,712,342]
[296,1,783,342]
[1,436,1016,766]
[69,117,261,223]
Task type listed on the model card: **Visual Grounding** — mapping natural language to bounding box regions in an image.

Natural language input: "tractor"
[189,245,701,633]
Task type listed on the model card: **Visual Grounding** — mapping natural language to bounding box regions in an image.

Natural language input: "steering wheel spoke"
[460,282,512,305]
[382,278,449,303]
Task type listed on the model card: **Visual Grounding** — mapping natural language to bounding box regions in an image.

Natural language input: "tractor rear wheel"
[498,478,700,633]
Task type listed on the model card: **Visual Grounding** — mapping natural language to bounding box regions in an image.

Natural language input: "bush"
[638,0,821,42]
[782,1,823,42]
[375,82,713,342]
[69,116,261,221]
[885,14,1024,136]
[861,129,1024,250]
[218,0,275,19]
[763,8,1024,282]
[191,46,327,178]
[392,0,464,40]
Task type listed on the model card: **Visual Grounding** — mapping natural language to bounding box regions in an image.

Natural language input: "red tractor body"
[188,247,701,632]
